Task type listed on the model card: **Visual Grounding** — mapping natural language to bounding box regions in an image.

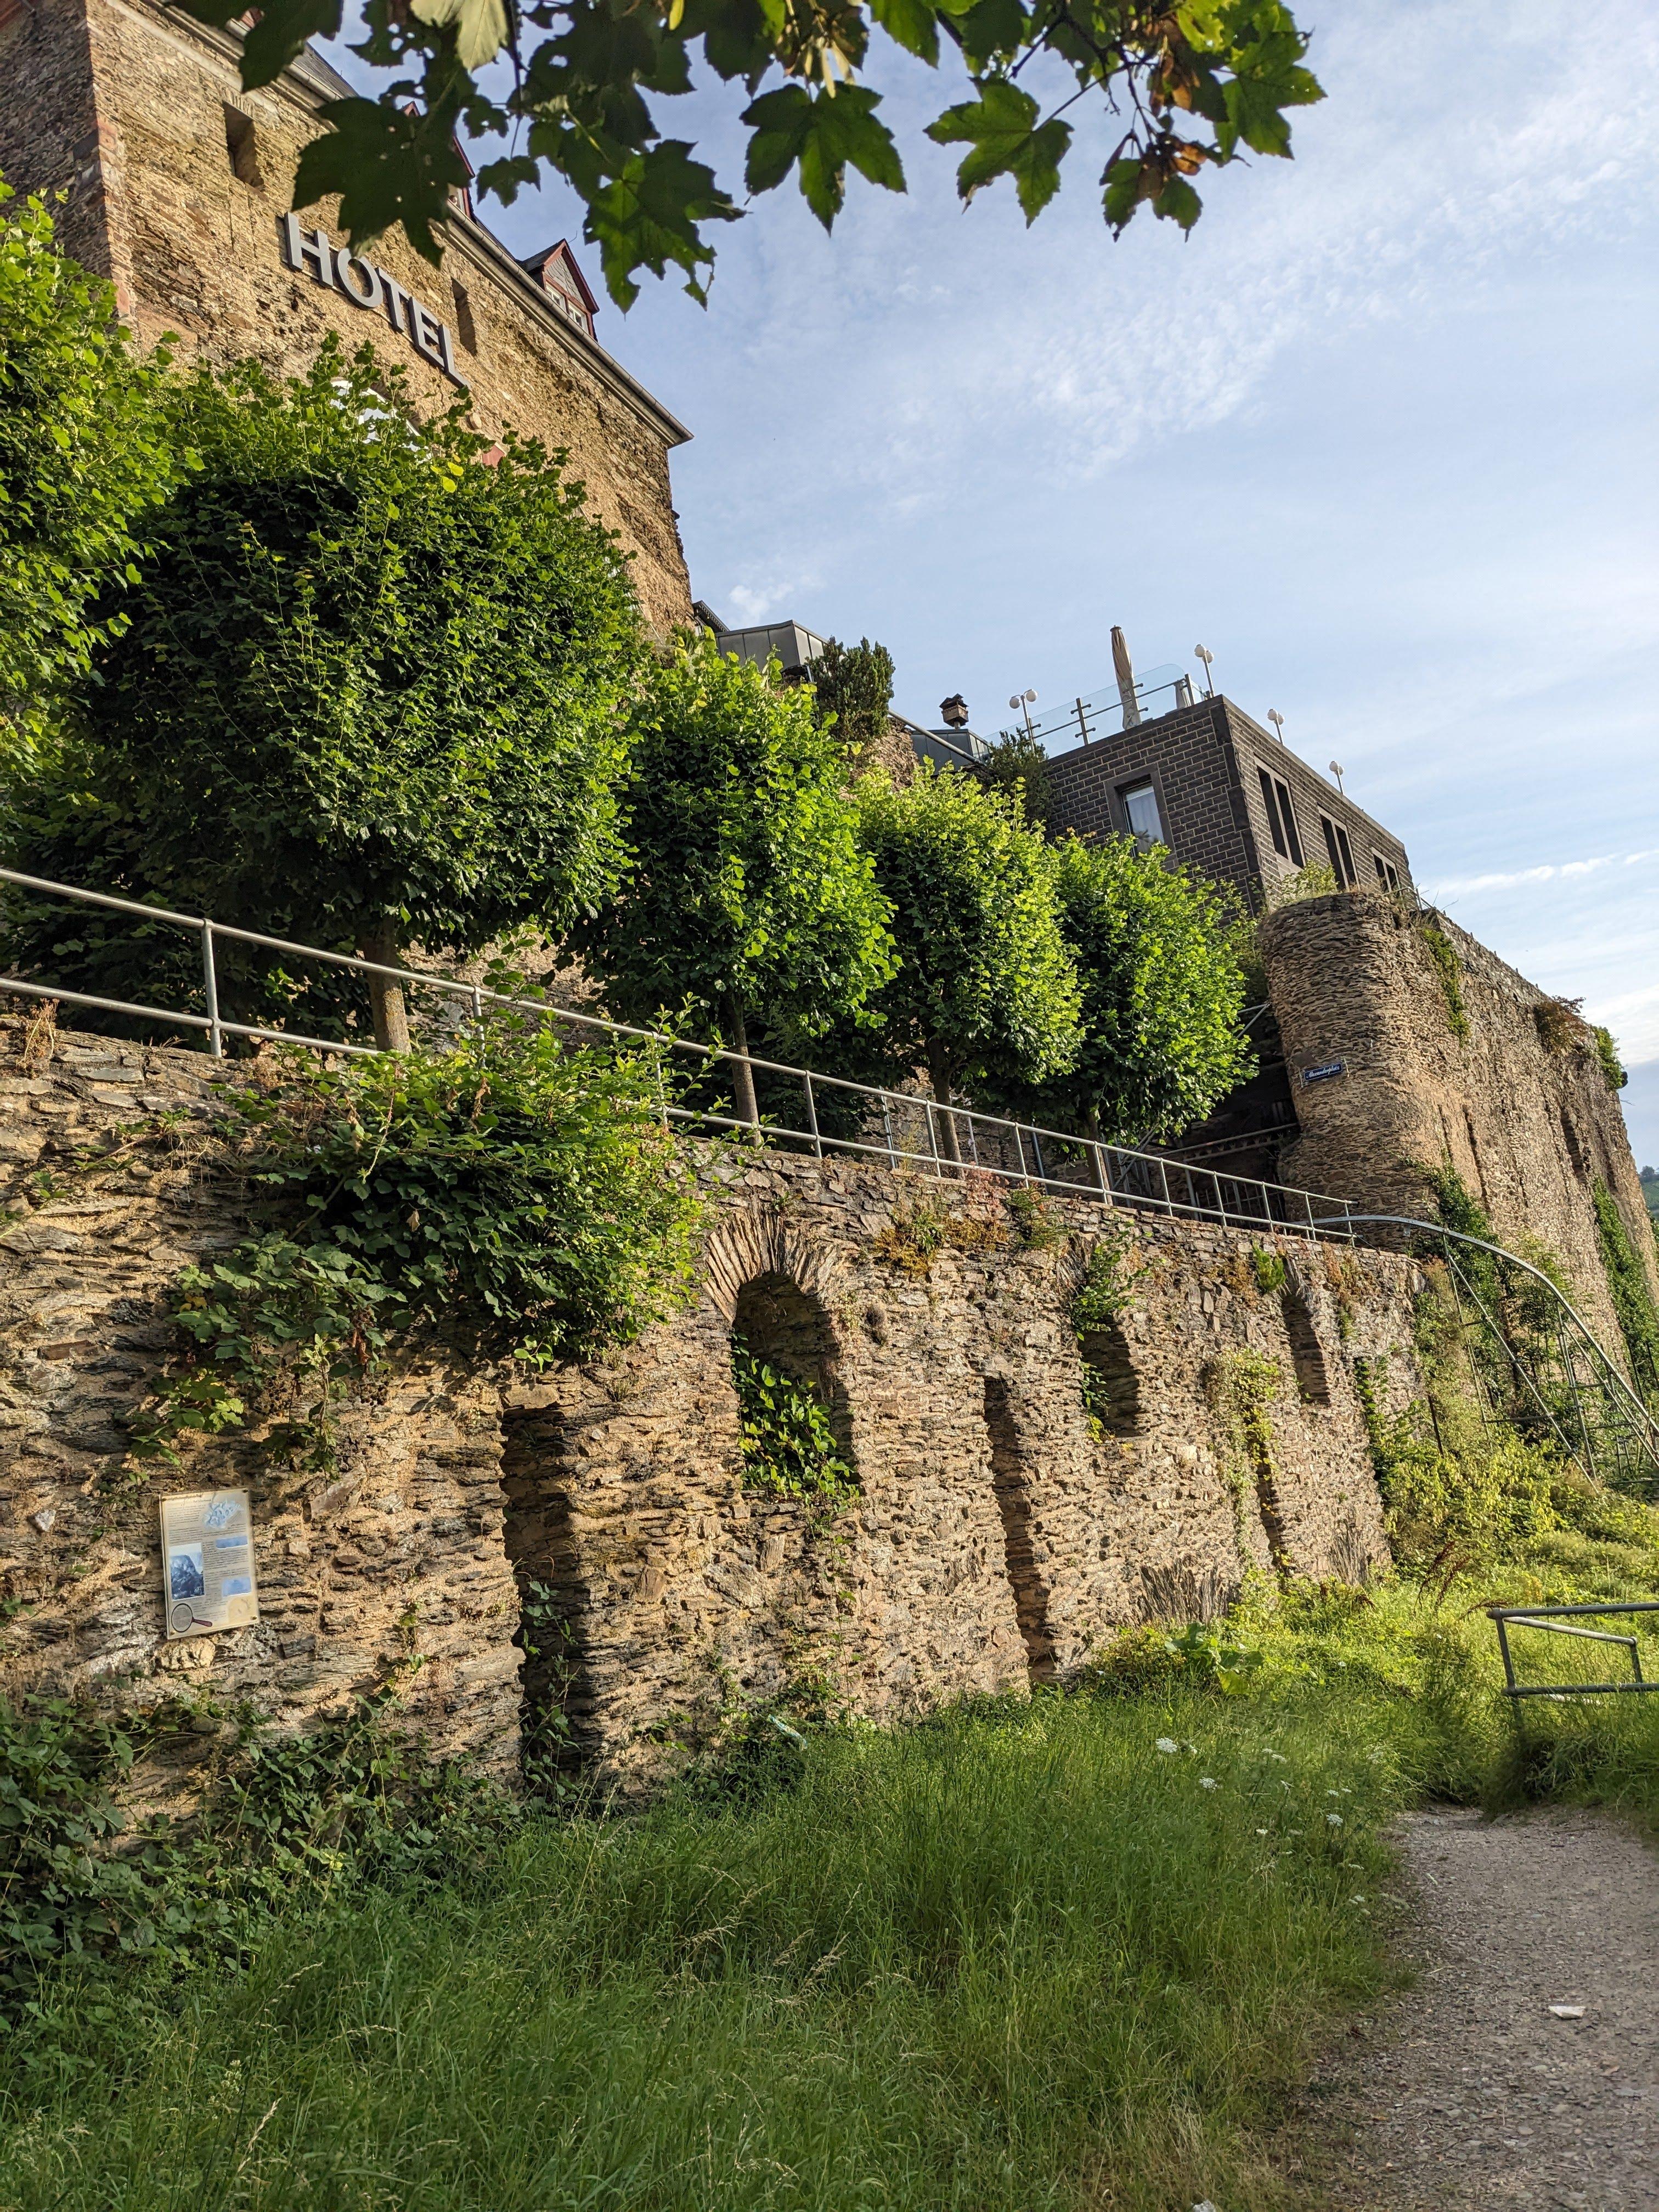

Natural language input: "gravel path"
[1308,1806,1658,2210]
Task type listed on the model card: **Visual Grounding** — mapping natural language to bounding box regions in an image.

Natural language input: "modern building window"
[1320,814,1357,888]
[1120,778,1163,848]
[1257,767,1304,867]
[223,106,262,187]
[1374,853,1401,893]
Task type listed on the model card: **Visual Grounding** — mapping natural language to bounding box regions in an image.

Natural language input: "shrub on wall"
[992,832,1255,1144]
[809,636,896,764]
[134,1025,704,1466]
[1593,1026,1627,1095]
[729,1334,857,1508]
[572,636,896,1127]
[844,765,1082,1143]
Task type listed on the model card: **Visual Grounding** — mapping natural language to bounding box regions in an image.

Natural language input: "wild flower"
[1199,1776,1218,1790]
[1155,1737,1179,1754]
[1326,1813,1344,1827]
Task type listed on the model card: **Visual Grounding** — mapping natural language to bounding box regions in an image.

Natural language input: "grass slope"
[4,1406,1658,2211]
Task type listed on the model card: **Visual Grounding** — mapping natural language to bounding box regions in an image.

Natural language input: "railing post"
[880,1094,898,1170]
[1156,1157,1173,1216]
[201,921,223,1059]
[1093,1142,1109,1199]
[803,1071,822,1158]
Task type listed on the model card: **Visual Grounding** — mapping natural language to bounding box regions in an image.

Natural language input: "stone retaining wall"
[1260,891,1656,1357]
[0,1023,1422,1789]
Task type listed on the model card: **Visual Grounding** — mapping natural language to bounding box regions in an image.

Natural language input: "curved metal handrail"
[1313,1211,1659,1487]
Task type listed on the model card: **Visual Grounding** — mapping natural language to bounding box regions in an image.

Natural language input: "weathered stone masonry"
[0,1026,1421,1786]
[1261,891,1657,1357]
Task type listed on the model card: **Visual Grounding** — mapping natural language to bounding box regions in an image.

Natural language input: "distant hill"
[1642,1165,1659,1218]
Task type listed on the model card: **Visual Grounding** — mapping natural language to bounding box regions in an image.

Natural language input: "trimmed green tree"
[810,636,895,765]
[847,765,1082,1158]
[975,728,1054,831]
[0,182,183,760]
[572,637,896,1125]
[6,340,643,1047]
[989,832,1254,1143]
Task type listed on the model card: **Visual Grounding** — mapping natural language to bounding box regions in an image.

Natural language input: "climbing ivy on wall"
[1592,1026,1627,1096]
[730,1333,857,1510]
[1590,1181,1659,1400]
[1070,1226,1145,1437]
[1418,921,1470,1042]
[1205,1347,1286,1573]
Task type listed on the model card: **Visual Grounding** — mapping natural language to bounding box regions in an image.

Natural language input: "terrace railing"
[0,865,1360,1243]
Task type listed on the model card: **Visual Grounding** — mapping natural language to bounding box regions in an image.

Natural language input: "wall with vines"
[1,1018,1423,1805]
[1260,889,1656,1366]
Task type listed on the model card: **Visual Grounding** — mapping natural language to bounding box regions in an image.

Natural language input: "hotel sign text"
[280,215,467,388]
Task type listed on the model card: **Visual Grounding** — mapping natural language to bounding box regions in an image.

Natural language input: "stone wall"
[0,0,695,636]
[0,1022,1422,1790]
[1260,890,1657,1358]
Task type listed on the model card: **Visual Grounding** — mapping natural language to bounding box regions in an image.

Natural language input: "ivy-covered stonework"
[0,1023,1422,1799]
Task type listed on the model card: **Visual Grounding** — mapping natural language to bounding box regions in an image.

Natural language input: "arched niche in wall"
[1079,1316,1143,1437]
[729,1271,857,1493]
[1279,1285,1331,1405]
[499,1400,594,1785]
[981,1376,1054,1680]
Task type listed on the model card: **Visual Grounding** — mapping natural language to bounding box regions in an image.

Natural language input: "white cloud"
[1424,849,1659,900]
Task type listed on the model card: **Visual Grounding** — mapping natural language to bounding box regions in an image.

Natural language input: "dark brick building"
[1043,693,1413,912]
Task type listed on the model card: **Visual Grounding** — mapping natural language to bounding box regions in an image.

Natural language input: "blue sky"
[327,1,1659,1157]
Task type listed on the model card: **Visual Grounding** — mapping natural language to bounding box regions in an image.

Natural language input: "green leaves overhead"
[586,144,739,309]
[744,84,904,228]
[293,97,476,264]
[172,0,1323,305]
[926,79,1069,223]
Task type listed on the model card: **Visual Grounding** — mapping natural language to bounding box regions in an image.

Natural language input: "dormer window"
[520,240,600,341]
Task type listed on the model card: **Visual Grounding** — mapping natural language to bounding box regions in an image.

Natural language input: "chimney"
[1111,627,1140,730]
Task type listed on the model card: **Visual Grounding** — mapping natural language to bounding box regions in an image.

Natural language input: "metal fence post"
[201,922,223,1059]
[803,1071,823,1158]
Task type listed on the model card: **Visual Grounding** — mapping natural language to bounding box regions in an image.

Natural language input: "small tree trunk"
[926,1038,963,1169]
[722,992,760,1131]
[359,921,410,1054]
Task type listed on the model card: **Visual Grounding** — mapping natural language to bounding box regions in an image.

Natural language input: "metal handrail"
[0,863,1363,1241]
[1312,1214,1659,1457]
[1489,1601,1659,1700]
[1315,1212,1659,1493]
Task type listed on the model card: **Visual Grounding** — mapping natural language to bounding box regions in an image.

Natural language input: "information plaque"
[159,1488,259,1639]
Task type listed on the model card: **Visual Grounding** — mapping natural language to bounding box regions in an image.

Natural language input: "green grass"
[4,1481,1657,2212]
[1,1684,1412,2212]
